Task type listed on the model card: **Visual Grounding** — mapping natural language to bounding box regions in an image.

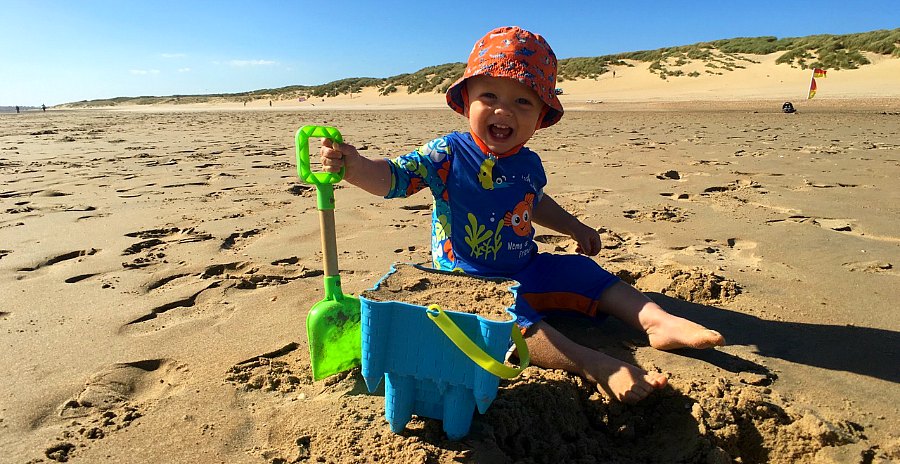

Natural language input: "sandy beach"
[2,54,899,463]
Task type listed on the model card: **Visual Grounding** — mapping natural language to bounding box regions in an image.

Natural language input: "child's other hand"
[572,224,602,256]
[319,138,358,173]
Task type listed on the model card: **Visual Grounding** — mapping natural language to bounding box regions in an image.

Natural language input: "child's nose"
[493,101,513,116]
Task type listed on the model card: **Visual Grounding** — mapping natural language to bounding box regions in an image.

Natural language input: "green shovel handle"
[295,125,344,185]
[426,304,529,379]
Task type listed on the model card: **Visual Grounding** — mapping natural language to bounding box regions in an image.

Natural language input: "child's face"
[466,75,544,155]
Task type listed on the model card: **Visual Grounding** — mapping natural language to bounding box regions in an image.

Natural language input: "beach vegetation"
[382,63,466,94]
[378,84,398,96]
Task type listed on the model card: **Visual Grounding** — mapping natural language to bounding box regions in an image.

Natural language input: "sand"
[361,264,515,321]
[2,55,899,463]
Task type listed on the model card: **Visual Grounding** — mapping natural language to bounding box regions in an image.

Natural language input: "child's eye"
[516,98,533,106]
[482,92,497,100]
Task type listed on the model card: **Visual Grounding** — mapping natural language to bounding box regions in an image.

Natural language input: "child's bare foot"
[523,320,668,404]
[597,281,725,351]
[647,315,725,351]
[583,354,668,404]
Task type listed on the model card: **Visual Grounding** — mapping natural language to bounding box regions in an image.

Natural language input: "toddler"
[319,26,724,403]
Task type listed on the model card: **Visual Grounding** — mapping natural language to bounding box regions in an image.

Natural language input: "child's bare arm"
[532,194,602,255]
[319,138,392,197]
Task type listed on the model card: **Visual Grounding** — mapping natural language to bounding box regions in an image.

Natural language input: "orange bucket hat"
[446,26,563,128]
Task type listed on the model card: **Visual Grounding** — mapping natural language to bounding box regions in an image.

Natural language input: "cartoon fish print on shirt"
[477,155,511,190]
[478,156,497,190]
[504,193,535,236]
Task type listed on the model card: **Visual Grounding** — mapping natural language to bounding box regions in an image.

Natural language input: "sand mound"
[214,343,873,464]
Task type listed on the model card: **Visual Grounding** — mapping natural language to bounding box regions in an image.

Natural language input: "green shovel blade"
[307,293,361,381]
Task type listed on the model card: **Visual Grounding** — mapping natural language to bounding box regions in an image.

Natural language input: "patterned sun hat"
[446,26,563,128]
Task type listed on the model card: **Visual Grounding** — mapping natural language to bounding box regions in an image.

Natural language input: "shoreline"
[29,96,900,114]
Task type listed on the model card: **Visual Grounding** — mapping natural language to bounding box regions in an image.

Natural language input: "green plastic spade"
[295,125,361,381]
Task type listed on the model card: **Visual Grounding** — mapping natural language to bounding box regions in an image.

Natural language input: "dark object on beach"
[782,102,796,113]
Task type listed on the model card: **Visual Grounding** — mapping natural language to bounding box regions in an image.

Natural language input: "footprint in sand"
[287,184,316,198]
[617,265,741,305]
[121,227,215,269]
[121,280,225,334]
[220,228,262,251]
[124,262,321,335]
[226,343,314,393]
[655,170,681,180]
[623,206,689,223]
[700,179,765,196]
[665,238,761,269]
[802,180,859,189]
[724,238,761,267]
[842,260,896,275]
[811,218,854,232]
[534,234,579,253]
[767,215,900,243]
[5,203,35,214]
[44,359,186,462]
[64,273,101,283]
[17,248,99,272]
[201,261,322,288]
[659,192,692,201]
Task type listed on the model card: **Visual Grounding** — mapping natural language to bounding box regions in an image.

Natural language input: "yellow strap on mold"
[426,304,529,379]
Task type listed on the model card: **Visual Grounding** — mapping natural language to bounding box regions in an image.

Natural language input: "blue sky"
[2,0,897,106]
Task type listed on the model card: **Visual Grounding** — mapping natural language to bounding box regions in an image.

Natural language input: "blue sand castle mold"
[360,263,521,440]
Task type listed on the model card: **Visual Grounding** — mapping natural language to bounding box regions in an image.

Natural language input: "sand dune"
[77,52,900,113]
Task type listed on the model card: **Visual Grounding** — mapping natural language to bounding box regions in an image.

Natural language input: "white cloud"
[177,67,192,73]
[130,69,161,75]
[161,53,187,59]
[228,59,277,67]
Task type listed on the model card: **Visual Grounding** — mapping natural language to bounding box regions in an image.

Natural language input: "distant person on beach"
[42,104,46,112]
[319,26,725,404]
[15,105,20,113]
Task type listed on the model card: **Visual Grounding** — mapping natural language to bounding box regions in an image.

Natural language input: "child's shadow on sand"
[571,293,900,383]
[649,293,900,382]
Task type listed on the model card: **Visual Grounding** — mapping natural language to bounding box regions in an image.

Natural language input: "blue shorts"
[507,253,620,329]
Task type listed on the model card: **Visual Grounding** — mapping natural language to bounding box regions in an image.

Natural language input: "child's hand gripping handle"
[295,125,344,295]
[295,125,344,187]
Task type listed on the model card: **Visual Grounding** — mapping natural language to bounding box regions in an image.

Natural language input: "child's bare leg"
[524,321,667,404]
[597,281,725,350]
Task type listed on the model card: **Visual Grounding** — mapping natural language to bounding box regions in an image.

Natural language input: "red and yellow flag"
[808,68,826,99]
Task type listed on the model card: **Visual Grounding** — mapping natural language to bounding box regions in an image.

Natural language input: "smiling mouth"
[489,124,513,140]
